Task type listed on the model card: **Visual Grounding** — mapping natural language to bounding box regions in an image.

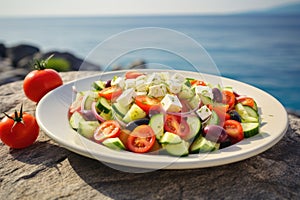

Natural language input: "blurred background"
[0,0,299,114]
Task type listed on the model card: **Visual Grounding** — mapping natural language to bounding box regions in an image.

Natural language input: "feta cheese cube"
[148,84,167,98]
[116,88,135,107]
[171,73,186,83]
[159,72,170,81]
[196,105,212,121]
[135,79,148,92]
[167,80,182,94]
[146,73,162,85]
[194,85,213,99]
[111,76,125,89]
[161,94,182,113]
[125,79,136,89]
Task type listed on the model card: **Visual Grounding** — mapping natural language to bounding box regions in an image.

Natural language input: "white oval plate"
[36,69,288,170]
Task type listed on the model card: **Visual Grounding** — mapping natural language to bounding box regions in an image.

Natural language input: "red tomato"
[237,97,256,109]
[23,68,63,103]
[135,95,161,114]
[99,86,122,100]
[223,120,244,144]
[164,115,190,138]
[118,129,131,149]
[125,71,144,79]
[0,108,39,149]
[222,90,236,110]
[127,125,156,153]
[94,120,121,143]
[190,79,207,86]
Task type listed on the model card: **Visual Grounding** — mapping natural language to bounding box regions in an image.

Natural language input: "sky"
[0,0,299,17]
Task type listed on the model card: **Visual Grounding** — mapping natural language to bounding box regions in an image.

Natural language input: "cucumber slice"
[190,135,220,153]
[149,113,164,140]
[102,137,126,150]
[112,102,129,118]
[244,106,259,119]
[77,121,99,139]
[100,111,112,121]
[69,111,85,129]
[83,92,98,110]
[163,140,189,157]
[123,104,146,123]
[188,95,201,110]
[160,132,182,144]
[199,94,213,105]
[92,80,106,91]
[207,110,220,125]
[235,103,259,123]
[184,115,201,141]
[178,84,194,99]
[241,122,260,138]
[96,97,111,114]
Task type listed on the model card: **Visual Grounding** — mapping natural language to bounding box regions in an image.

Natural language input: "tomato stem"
[3,104,24,125]
[33,54,54,70]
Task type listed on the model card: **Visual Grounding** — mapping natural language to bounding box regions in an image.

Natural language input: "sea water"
[0,15,299,113]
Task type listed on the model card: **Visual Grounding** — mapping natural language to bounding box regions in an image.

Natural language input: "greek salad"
[68,71,260,156]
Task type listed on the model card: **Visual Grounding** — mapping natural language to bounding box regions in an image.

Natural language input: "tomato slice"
[237,97,256,109]
[135,95,161,114]
[99,86,122,100]
[190,79,206,86]
[223,120,244,144]
[164,115,190,138]
[125,71,144,79]
[94,120,121,143]
[127,125,156,153]
[222,90,236,110]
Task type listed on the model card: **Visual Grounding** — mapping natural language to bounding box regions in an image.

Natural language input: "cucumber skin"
[241,123,260,138]
[184,116,201,141]
[190,135,219,153]
[149,113,164,140]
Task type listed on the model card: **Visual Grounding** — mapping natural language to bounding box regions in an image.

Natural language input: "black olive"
[229,110,242,122]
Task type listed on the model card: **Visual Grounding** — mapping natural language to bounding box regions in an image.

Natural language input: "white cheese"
[125,79,136,89]
[171,73,186,83]
[159,72,170,81]
[116,88,135,107]
[148,84,167,98]
[194,85,213,99]
[146,72,162,85]
[167,80,182,94]
[135,79,148,92]
[161,94,182,113]
[196,105,212,121]
[111,77,125,89]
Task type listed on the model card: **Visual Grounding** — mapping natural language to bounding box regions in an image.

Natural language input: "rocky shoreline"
[0,43,147,86]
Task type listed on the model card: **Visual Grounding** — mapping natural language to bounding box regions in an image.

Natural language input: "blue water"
[0,15,299,113]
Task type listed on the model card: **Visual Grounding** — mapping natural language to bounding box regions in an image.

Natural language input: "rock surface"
[0,71,299,199]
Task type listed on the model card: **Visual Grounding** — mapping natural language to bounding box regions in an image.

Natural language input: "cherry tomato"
[237,97,256,110]
[222,90,236,110]
[98,86,122,101]
[223,120,244,144]
[94,120,121,143]
[135,95,161,114]
[0,107,39,149]
[190,79,206,86]
[23,55,63,103]
[127,125,156,153]
[125,71,144,79]
[164,115,190,138]
[23,69,63,103]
